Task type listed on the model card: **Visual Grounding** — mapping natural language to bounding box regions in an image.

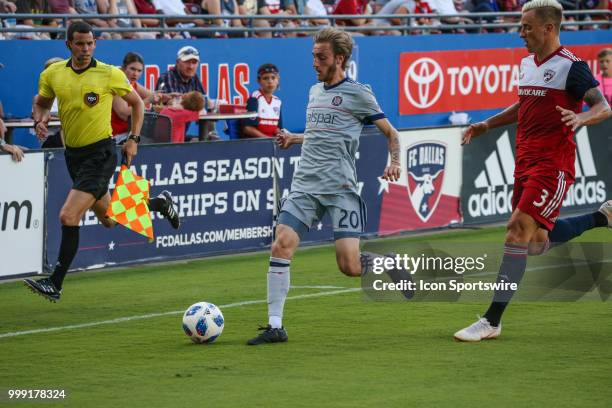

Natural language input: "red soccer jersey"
[516,47,598,180]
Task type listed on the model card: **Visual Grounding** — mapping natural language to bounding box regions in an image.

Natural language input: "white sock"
[268,256,290,329]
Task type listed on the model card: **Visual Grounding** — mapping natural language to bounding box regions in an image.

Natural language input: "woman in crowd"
[111,52,155,143]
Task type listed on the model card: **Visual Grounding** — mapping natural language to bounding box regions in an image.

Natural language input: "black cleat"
[159,190,180,229]
[24,278,61,302]
[385,253,414,300]
[247,325,288,345]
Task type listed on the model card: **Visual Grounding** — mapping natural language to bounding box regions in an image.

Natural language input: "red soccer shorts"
[513,171,573,231]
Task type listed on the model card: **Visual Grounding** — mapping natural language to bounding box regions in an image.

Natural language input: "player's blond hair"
[522,0,563,32]
[313,27,353,70]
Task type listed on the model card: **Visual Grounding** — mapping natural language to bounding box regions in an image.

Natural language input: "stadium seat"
[131,112,173,144]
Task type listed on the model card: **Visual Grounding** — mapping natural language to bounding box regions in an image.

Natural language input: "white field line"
[0,288,359,340]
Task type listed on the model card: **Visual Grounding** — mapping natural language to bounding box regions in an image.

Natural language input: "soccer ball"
[182,302,224,344]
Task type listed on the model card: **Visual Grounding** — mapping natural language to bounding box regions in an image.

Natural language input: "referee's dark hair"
[67,21,93,41]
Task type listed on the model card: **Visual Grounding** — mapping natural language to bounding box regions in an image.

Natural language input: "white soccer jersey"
[244,90,282,137]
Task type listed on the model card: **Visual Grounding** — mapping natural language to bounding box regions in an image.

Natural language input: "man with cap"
[156,45,210,109]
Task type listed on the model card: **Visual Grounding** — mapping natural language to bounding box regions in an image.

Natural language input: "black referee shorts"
[64,138,117,200]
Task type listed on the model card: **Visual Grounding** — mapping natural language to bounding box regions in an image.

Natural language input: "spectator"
[134,0,162,28]
[0,0,16,12]
[109,0,157,38]
[375,0,414,24]
[155,46,211,111]
[160,91,205,143]
[242,63,283,138]
[332,0,375,32]
[253,0,297,38]
[73,0,116,37]
[112,52,156,143]
[12,0,65,39]
[0,119,25,162]
[156,46,213,136]
[202,0,245,37]
[596,47,612,105]
[152,0,208,32]
[285,0,329,28]
[304,0,330,25]
[373,0,415,34]
[429,0,470,32]
[0,81,24,161]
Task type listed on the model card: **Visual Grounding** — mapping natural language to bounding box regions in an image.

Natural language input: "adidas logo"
[467,128,606,218]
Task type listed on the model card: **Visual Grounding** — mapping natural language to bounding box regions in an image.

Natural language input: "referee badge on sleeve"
[84,92,100,107]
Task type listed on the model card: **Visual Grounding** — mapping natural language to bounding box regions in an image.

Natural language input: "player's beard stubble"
[319,64,337,84]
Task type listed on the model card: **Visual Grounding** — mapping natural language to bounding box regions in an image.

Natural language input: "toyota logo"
[403,58,444,109]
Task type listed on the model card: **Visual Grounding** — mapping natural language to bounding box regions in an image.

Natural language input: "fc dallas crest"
[406,142,446,222]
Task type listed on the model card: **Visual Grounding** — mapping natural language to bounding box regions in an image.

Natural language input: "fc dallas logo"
[406,142,446,222]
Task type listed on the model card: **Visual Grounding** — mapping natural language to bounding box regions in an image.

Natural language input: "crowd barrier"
[1,121,610,278]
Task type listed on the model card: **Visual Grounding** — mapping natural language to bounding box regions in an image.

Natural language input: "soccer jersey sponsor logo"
[518,88,548,97]
[406,142,446,222]
[306,111,339,126]
[84,92,99,107]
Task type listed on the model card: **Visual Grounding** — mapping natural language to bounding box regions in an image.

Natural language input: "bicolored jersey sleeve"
[38,68,55,99]
[352,84,385,124]
[243,96,259,127]
[566,61,599,101]
[109,67,133,97]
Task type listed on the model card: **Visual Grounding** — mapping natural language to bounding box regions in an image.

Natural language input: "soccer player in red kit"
[454,0,611,341]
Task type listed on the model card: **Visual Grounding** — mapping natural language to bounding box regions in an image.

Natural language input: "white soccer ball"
[182,302,224,344]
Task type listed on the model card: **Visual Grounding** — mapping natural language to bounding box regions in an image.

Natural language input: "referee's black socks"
[50,225,80,290]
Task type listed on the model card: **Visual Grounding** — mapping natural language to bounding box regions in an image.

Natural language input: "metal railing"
[0,10,610,36]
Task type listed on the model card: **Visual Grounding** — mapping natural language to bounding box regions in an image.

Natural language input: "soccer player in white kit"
[247,27,403,345]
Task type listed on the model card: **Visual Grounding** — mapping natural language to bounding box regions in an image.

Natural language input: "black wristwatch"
[127,134,141,143]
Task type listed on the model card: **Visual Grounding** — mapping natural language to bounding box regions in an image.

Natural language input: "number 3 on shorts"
[532,189,549,207]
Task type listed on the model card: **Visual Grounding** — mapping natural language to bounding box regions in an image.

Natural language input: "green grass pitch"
[1,226,611,407]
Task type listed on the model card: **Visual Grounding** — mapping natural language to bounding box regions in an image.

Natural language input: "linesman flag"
[106,161,154,241]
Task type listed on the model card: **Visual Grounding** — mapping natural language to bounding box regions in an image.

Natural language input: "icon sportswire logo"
[467,128,606,218]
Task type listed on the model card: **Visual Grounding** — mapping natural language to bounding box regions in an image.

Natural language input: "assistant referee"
[24,22,179,302]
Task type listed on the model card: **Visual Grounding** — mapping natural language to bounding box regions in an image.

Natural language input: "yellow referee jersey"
[38,58,133,148]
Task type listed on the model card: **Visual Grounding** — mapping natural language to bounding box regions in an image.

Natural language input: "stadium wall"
[1,121,609,277]
[0,31,610,147]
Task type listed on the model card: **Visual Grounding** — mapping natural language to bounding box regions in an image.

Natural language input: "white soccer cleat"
[598,200,612,228]
[454,317,501,342]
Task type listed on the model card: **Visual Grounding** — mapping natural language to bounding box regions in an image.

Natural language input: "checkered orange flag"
[106,163,154,241]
